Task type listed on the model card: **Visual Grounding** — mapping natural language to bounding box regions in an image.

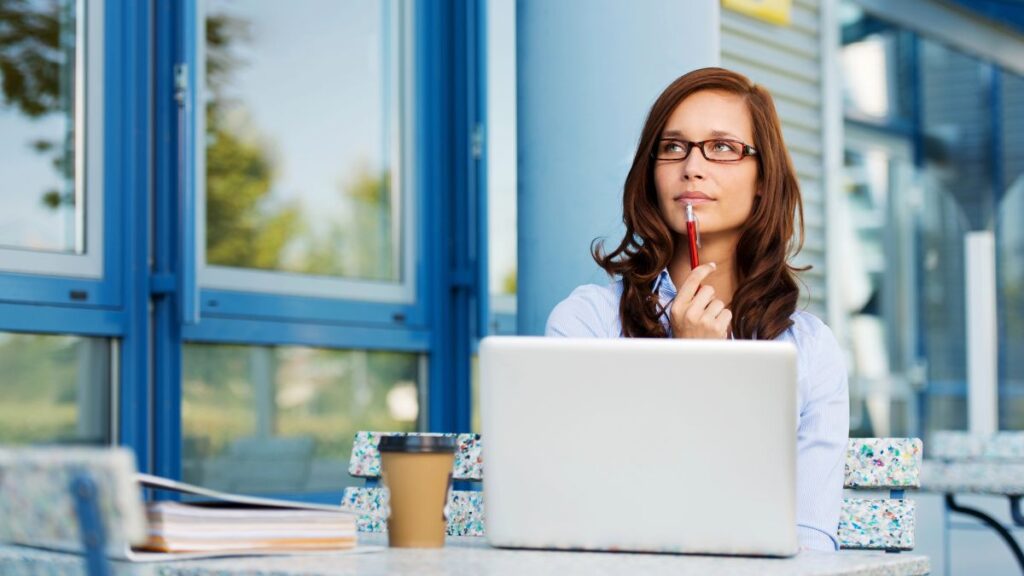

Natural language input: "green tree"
[203,10,302,269]
[204,106,302,270]
[304,163,392,279]
[0,0,63,118]
[0,0,76,209]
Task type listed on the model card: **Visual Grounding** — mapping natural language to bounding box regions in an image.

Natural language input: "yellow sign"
[722,0,792,26]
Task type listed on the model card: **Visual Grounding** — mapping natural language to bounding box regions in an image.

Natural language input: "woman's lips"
[675,195,714,204]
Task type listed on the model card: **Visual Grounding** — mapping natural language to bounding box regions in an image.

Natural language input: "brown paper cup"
[379,435,457,548]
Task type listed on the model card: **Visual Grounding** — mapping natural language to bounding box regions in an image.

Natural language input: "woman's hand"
[669,262,732,339]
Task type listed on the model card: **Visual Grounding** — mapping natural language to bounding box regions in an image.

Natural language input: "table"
[0,535,929,576]
[921,460,1024,574]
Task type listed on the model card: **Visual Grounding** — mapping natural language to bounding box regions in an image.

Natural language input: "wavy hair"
[593,67,805,340]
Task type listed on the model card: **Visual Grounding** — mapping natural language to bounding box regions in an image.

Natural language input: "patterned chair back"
[0,447,148,574]
[344,432,924,552]
[342,431,484,536]
[839,438,922,551]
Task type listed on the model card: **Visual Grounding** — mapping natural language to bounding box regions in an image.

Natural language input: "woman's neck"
[669,232,739,305]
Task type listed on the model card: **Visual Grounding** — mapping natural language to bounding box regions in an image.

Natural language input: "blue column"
[516,0,720,335]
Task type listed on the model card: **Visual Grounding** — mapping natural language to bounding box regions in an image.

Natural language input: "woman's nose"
[681,151,706,180]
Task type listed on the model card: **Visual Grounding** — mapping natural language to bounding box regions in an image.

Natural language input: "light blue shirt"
[545,270,850,552]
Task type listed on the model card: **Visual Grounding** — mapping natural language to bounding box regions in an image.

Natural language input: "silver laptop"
[479,336,798,557]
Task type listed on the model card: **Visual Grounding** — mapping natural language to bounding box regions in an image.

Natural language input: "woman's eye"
[663,141,683,152]
[711,140,736,153]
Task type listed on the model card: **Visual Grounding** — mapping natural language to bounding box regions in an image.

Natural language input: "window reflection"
[204,0,400,281]
[918,39,993,423]
[486,0,517,334]
[841,35,893,121]
[841,142,920,438]
[0,332,110,445]
[0,0,82,254]
[999,72,1024,429]
[839,4,1007,437]
[183,344,421,494]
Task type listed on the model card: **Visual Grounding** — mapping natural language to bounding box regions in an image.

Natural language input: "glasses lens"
[703,140,743,161]
[656,139,688,160]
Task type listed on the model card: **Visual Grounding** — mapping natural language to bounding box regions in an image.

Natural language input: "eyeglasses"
[653,138,758,163]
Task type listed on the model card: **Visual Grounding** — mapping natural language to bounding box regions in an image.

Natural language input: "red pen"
[685,202,700,269]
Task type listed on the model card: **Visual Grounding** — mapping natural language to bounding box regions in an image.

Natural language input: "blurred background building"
[0,0,1021,573]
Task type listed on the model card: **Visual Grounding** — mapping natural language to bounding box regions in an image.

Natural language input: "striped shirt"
[545,269,850,551]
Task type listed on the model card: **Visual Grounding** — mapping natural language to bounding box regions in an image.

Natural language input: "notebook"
[137,474,357,555]
[479,336,799,557]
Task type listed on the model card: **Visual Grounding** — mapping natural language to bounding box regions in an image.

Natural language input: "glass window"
[839,4,912,125]
[0,0,103,277]
[486,0,517,333]
[200,0,411,300]
[918,39,994,435]
[841,31,897,122]
[182,344,423,495]
[0,332,111,445]
[840,28,1009,437]
[841,130,921,438]
[998,71,1024,429]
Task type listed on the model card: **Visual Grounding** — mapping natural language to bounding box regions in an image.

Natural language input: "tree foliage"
[0,0,75,208]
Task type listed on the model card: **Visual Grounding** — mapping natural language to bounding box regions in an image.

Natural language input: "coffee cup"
[379,435,457,548]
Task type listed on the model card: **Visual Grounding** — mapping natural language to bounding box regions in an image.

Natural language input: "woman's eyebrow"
[660,129,744,140]
[709,129,743,140]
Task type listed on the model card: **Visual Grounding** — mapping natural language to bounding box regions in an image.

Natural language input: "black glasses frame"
[652,138,759,163]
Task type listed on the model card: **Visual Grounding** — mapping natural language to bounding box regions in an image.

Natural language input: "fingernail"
[709,262,717,269]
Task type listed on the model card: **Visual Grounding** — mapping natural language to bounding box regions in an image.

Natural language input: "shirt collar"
[651,268,675,296]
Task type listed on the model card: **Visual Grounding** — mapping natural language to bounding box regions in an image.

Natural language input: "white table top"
[921,460,1024,496]
[1,535,930,576]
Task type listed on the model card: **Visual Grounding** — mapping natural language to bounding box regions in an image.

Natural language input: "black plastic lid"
[378,435,457,453]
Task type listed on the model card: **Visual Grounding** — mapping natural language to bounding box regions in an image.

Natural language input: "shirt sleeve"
[544,284,618,338]
[795,318,850,551]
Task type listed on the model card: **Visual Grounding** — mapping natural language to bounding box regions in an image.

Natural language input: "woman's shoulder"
[784,309,846,371]
[566,281,623,304]
[787,309,832,340]
[545,281,623,337]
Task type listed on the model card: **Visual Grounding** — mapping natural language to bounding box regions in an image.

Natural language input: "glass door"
[164,0,482,498]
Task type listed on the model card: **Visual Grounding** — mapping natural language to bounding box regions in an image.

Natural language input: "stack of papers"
[142,501,357,553]
[130,473,358,559]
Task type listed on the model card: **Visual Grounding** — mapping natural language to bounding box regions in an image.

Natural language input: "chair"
[838,437,923,551]
[344,431,923,552]
[0,447,149,576]
[340,431,484,536]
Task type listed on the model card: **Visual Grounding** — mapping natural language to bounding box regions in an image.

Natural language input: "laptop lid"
[479,336,798,556]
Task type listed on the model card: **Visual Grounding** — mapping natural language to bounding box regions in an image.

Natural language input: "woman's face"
[654,89,759,242]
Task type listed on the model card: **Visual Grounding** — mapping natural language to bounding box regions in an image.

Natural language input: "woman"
[545,67,849,552]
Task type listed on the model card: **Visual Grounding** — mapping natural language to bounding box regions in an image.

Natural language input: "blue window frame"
[0,0,152,461]
[0,0,487,502]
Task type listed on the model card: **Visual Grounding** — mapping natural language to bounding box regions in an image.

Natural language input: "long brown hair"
[593,67,805,340]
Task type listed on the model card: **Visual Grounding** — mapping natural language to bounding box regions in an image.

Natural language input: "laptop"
[479,336,798,557]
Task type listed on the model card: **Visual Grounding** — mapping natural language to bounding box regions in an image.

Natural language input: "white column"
[965,231,998,435]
